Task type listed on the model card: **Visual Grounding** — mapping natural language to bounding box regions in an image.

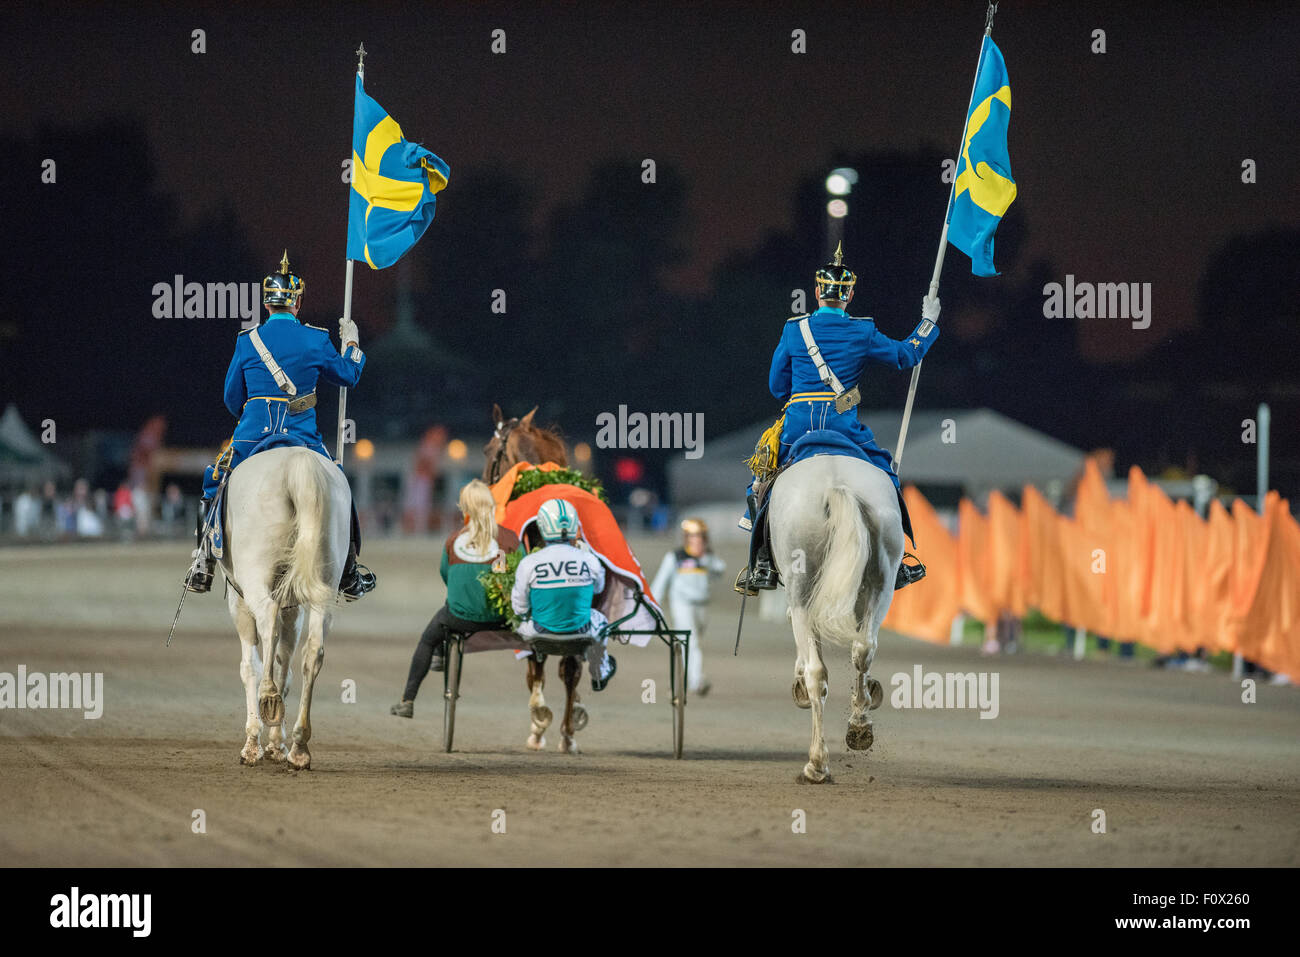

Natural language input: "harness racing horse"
[221,446,351,770]
[481,404,586,753]
[483,403,568,484]
[768,441,903,783]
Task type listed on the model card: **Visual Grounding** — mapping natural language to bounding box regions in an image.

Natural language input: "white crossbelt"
[797,317,846,396]
[247,328,298,398]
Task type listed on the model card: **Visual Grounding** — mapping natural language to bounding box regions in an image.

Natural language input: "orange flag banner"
[883,486,962,643]
[880,468,1298,678]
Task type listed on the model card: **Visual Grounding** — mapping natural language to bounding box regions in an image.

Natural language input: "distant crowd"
[2,480,190,541]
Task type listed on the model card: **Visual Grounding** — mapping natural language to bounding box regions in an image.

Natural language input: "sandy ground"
[0,537,1297,867]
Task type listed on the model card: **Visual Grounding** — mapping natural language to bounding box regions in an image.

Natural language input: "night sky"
[3,1,1298,491]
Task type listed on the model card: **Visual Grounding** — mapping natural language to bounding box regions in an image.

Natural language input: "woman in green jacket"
[391,479,520,718]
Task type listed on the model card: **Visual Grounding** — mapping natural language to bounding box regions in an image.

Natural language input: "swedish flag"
[948,37,1016,277]
[347,75,450,269]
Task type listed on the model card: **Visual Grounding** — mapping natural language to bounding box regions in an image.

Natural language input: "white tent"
[0,404,71,489]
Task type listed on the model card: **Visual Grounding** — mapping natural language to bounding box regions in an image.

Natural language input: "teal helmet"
[535,498,581,542]
[263,249,305,308]
[815,242,856,302]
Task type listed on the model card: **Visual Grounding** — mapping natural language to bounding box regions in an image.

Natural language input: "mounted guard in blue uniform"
[184,252,376,601]
[736,243,942,595]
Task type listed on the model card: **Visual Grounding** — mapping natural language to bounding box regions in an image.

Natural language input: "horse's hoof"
[846,719,875,752]
[797,764,831,784]
[239,743,263,766]
[571,704,589,731]
[288,746,311,770]
[866,677,884,711]
[532,705,553,727]
[526,734,546,751]
[792,679,811,709]
[558,736,579,754]
[258,694,285,725]
[263,744,287,763]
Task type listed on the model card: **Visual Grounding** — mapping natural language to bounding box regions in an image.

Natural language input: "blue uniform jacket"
[204,312,365,496]
[768,306,939,488]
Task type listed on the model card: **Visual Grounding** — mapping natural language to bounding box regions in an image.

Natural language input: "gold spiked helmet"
[262,249,305,308]
[814,241,856,302]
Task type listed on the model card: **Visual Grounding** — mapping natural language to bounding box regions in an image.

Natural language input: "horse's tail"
[805,484,873,647]
[273,449,335,611]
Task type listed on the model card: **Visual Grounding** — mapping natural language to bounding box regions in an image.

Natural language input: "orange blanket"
[489,462,662,627]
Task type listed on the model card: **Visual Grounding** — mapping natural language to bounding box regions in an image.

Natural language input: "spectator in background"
[93,488,109,525]
[652,518,726,696]
[131,484,151,536]
[14,487,40,537]
[71,478,102,538]
[161,483,184,532]
[112,483,134,534]
[55,495,76,536]
[41,481,58,537]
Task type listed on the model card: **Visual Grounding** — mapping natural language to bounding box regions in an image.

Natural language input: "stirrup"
[339,562,377,602]
[734,562,778,596]
[734,567,759,597]
[895,552,927,590]
[183,549,216,594]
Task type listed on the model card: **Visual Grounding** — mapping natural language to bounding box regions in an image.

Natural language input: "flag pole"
[336,42,366,467]
[893,2,997,472]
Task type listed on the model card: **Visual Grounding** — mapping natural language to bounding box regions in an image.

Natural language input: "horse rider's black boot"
[338,542,377,601]
[895,552,927,590]
[735,491,780,595]
[184,497,217,594]
[748,544,781,591]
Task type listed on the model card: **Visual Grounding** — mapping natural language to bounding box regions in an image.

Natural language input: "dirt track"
[1,538,1297,867]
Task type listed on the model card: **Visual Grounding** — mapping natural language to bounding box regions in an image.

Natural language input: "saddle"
[746,430,917,579]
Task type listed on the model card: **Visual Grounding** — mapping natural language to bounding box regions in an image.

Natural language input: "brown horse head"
[483,404,569,483]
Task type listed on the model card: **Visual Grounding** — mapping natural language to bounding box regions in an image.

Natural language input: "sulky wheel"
[671,640,686,759]
[442,638,464,753]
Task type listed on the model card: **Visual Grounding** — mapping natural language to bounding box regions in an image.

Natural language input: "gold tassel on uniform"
[746,412,786,481]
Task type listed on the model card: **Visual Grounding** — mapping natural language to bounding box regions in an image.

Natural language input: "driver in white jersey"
[512,498,618,691]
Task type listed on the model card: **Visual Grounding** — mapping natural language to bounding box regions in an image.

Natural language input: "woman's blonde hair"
[458,479,498,555]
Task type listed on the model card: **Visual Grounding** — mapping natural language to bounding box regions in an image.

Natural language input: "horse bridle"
[488,419,516,484]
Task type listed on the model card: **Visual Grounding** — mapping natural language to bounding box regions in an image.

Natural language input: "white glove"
[921,295,941,322]
[338,317,359,348]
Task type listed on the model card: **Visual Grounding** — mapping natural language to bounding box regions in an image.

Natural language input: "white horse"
[768,453,904,783]
[219,446,351,770]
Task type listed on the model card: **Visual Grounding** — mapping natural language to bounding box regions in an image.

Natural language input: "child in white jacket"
[651,518,726,695]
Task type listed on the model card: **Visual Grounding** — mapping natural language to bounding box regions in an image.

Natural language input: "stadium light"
[827,199,849,219]
[825,167,858,196]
